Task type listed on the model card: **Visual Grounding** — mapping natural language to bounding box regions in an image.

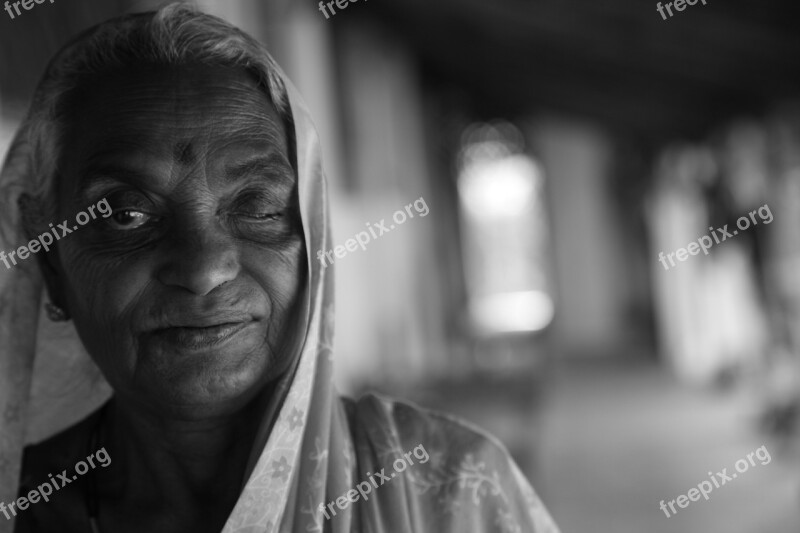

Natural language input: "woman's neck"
[97,390,271,515]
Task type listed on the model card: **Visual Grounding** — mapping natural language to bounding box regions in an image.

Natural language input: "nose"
[157,222,240,296]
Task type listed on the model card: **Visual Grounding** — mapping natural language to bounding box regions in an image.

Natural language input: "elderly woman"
[0,4,560,533]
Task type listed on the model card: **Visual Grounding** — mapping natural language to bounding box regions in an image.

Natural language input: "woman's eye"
[108,209,151,230]
[236,211,283,221]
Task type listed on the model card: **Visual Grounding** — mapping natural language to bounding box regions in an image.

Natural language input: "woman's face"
[49,65,306,419]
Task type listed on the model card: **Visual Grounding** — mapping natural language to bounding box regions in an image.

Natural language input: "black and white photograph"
[1,1,799,532]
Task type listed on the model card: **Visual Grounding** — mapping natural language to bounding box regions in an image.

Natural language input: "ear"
[18,193,71,319]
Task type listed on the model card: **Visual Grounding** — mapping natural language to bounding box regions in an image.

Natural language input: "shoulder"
[14,407,101,533]
[19,407,99,486]
[346,392,511,463]
[344,393,561,533]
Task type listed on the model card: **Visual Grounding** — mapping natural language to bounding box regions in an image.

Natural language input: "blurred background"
[3,0,800,531]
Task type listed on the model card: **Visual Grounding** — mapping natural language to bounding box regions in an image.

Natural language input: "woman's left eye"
[235,211,283,221]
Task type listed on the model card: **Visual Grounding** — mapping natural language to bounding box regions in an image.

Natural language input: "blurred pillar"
[331,21,449,388]
[528,117,631,356]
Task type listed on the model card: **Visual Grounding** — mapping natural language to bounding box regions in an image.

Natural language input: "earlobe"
[44,302,69,322]
[36,251,70,320]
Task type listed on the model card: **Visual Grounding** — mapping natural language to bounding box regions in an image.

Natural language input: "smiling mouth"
[153,321,255,350]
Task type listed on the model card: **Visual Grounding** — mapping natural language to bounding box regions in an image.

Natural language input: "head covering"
[0,6,561,533]
[0,79,49,533]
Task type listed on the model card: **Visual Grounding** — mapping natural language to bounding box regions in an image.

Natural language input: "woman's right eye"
[107,209,152,230]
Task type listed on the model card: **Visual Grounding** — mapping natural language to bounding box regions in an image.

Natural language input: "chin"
[134,353,276,419]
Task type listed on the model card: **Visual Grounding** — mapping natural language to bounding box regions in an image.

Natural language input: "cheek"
[244,241,306,351]
[58,244,151,373]
[254,241,305,301]
[60,243,150,319]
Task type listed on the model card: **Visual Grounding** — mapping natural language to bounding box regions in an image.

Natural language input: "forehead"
[58,64,291,187]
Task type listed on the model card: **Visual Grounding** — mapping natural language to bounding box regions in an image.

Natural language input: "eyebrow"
[74,167,148,203]
[224,154,295,185]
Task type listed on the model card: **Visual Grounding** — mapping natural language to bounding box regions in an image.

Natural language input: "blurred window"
[457,121,553,335]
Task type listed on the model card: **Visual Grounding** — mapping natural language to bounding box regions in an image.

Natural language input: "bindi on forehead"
[173,141,198,165]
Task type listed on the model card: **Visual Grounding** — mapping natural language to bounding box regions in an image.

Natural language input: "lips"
[149,313,257,351]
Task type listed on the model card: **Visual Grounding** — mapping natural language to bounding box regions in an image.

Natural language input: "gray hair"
[10,1,295,227]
